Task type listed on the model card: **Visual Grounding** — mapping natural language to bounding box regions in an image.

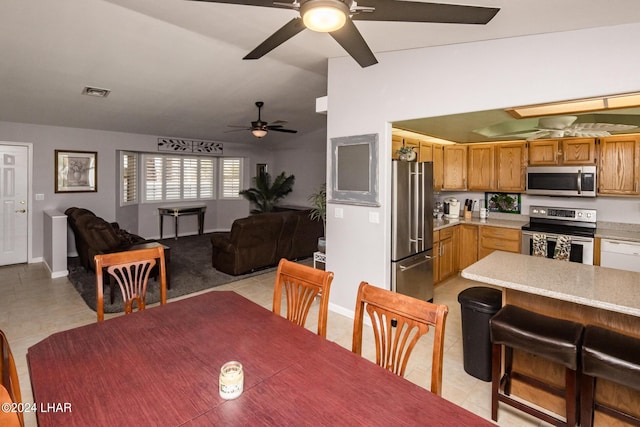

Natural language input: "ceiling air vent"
[82,86,111,98]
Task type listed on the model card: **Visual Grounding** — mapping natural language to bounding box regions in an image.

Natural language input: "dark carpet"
[68,233,276,313]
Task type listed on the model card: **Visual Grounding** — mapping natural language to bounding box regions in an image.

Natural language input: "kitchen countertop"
[461,251,640,317]
[433,215,527,231]
[434,215,640,243]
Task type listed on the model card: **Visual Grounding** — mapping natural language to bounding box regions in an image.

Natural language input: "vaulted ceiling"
[3,1,640,144]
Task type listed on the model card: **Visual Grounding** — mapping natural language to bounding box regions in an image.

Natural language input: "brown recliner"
[65,207,150,271]
[211,209,323,276]
[211,213,285,275]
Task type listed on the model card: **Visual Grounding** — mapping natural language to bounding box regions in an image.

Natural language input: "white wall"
[0,121,326,260]
[325,23,640,315]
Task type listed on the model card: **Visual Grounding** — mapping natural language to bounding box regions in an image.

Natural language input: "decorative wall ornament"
[157,138,223,155]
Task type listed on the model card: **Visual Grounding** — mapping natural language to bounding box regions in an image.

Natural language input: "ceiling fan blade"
[270,128,298,133]
[329,19,377,68]
[244,18,306,60]
[224,128,251,133]
[352,0,499,24]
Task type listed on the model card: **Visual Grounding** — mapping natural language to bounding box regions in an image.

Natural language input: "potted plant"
[396,145,416,161]
[239,171,295,213]
[308,183,326,252]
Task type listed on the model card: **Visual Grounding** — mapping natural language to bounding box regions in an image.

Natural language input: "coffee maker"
[444,197,460,219]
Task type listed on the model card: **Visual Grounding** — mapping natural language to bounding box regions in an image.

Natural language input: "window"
[137,154,240,203]
[120,152,138,205]
[220,158,243,199]
[142,154,217,202]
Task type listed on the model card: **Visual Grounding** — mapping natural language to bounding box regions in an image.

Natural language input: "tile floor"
[0,261,550,427]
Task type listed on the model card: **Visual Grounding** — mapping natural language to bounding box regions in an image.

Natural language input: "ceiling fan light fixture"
[252,128,268,138]
[301,0,348,33]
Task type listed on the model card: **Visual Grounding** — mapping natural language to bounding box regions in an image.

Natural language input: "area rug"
[68,233,277,313]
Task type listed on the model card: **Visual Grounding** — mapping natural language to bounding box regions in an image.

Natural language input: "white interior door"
[0,145,28,265]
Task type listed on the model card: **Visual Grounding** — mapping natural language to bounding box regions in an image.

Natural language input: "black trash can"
[457,287,502,381]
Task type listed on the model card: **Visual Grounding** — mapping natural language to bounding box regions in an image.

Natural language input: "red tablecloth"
[28,291,492,426]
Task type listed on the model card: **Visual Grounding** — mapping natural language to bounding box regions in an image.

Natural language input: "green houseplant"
[396,145,416,161]
[308,183,327,252]
[239,171,295,213]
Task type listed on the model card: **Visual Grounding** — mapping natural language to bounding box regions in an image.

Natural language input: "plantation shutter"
[121,152,137,204]
[221,158,242,199]
[183,157,198,199]
[144,155,163,202]
[199,158,215,199]
[164,157,182,200]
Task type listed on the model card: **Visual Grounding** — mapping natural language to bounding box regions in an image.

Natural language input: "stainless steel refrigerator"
[391,161,434,302]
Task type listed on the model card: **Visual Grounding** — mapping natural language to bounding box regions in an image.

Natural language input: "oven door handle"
[521,230,593,243]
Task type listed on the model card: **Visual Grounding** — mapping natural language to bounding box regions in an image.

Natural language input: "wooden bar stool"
[581,325,640,427]
[490,305,584,427]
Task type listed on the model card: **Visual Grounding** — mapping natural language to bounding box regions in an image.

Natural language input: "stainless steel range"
[521,206,597,264]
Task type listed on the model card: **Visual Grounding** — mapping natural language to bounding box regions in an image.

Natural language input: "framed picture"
[485,192,521,214]
[55,150,97,193]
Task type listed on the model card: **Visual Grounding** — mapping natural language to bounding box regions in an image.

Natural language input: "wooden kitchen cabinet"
[458,224,478,270]
[528,138,596,166]
[496,141,527,191]
[435,226,458,283]
[598,135,640,195]
[392,135,403,160]
[419,140,433,162]
[467,144,495,190]
[478,226,521,259]
[442,145,467,190]
[432,144,444,191]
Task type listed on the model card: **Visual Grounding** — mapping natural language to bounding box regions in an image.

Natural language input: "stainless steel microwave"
[526,165,597,197]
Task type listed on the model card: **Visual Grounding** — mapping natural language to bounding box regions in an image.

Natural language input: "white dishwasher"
[600,239,640,272]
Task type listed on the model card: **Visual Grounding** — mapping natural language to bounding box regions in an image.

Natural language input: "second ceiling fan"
[189,0,500,67]
[227,101,298,138]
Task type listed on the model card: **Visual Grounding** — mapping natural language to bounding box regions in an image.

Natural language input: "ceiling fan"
[474,115,638,141]
[227,101,298,138]
[189,0,500,67]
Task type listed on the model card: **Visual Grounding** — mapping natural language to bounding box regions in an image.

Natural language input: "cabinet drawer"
[480,226,520,241]
[479,236,520,253]
[439,227,454,240]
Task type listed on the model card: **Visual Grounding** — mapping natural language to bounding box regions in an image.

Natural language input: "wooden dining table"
[28,291,493,426]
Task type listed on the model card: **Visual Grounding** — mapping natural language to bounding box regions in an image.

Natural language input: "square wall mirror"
[329,133,379,206]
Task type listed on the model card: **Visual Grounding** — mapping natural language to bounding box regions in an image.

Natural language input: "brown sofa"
[65,207,152,271]
[210,209,323,275]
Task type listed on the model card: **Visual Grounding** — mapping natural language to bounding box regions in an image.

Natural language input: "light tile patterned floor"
[0,261,550,426]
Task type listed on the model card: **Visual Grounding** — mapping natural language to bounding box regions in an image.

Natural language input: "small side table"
[313,251,326,269]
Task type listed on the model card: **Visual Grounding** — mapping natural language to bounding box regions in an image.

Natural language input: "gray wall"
[0,121,327,261]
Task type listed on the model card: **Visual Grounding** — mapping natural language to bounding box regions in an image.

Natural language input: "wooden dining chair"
[1,330,23,427]
[352,281,449,396]
[94,246,167,322]
[272,258,334,338]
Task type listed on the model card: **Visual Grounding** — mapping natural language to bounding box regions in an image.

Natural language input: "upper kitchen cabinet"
[432,144,444,191]
[598,135,640,195]
[467,144,495,191]
[391,135,404,160]
[528,138,596,166]
[496,142,527,192]
[442,145,467,190]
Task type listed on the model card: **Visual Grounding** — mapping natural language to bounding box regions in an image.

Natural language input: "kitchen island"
[462,251,640,425]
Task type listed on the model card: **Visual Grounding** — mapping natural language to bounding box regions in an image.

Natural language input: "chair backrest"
[352,281,448,396]
[0,330,23,427]
[94,246,167,322]
[272,258,334,338]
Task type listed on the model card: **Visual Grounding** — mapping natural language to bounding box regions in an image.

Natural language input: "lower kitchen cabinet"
[458,224,478,270]
[434,226,458,284]
[478,226,521,259]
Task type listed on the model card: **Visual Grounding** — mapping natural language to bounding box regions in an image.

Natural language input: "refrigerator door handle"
[399,255,433,271]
